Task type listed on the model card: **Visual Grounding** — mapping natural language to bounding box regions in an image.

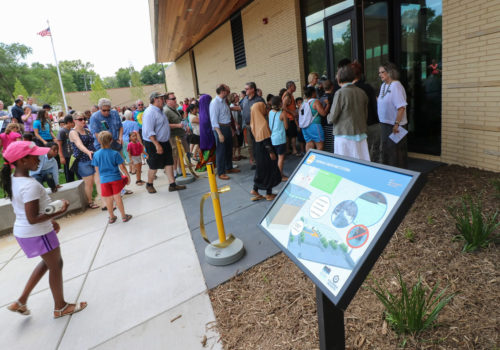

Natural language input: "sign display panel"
[259,150,423,309]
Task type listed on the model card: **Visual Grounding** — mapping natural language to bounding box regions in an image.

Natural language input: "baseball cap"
[3,141,49,164]
[150,92,166,100]
[42,104,52,109]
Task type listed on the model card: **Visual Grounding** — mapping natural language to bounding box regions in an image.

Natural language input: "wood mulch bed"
[209,165,499,349]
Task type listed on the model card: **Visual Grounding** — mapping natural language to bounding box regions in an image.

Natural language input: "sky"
[1,0,156,78]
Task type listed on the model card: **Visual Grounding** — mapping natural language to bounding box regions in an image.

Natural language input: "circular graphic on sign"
[353,191,388,227]
[290,220,304,236]
[331,200,358,228]
[346,225,369,248]
[310,196,330,219]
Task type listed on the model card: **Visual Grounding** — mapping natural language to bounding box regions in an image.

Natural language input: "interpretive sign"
[259,150,424,310]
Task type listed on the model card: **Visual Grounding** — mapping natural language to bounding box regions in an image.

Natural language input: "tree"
[89,76,110,105]
[103,76,118,89]
[140,63,165,85]
[130,71,144,101]
[115,67,132,88]
[13,79,29,99]
[0,42,32,102]
[59,60,97,92]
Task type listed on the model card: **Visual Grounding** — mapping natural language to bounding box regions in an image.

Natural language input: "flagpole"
[47,20,68,113]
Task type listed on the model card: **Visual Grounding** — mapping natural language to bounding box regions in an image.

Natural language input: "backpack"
[298,99,318,129]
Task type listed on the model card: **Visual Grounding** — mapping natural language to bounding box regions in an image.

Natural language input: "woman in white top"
[187,104,200,161]
[1,141,87,318]
[377,62,408,168]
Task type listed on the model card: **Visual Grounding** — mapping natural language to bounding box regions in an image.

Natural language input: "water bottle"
[44,200,64,214]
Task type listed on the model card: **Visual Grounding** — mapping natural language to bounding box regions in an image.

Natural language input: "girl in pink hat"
[0,141,87,318]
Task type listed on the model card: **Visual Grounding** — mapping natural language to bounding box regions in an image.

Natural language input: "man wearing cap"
[142,92,186,193]
[210,84,240,180]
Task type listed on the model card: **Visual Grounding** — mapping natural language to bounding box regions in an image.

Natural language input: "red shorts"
[101,176,128,197]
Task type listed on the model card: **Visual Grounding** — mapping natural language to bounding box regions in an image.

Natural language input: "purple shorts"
[15,231,60,258]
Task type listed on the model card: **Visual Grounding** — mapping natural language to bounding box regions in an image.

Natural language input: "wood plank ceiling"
[156,0,252,62]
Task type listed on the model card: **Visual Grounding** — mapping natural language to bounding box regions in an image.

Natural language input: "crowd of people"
[0,59,408,318]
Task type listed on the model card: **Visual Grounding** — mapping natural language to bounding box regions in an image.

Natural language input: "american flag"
[37,27,51,37]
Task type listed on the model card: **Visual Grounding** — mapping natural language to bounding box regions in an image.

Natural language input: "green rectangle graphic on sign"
[310,170,341,194]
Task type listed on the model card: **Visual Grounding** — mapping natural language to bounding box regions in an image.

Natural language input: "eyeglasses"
[101,109,111,112]
[75,118,85,121]
[137,104,144,106]
[167,97,177,100]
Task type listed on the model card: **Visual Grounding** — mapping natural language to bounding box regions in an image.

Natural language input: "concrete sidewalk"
[0,173,221,350]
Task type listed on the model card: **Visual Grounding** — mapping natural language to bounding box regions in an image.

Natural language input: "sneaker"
[169,184,186,192]
[146,184,157,194]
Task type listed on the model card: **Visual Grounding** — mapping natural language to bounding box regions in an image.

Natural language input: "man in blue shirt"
[209,84,240,180]
[142,91,186,193]
[89,98,123,151]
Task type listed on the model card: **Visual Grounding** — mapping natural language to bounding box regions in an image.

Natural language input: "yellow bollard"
[176,136,187,178]
[207,162,226,244]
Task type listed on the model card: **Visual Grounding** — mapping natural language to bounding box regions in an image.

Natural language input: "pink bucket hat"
[3,141,49,164]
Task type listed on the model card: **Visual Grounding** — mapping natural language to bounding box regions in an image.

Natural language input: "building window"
[400,0,442,155]
[303,0,354,77]
[231,13,247,69]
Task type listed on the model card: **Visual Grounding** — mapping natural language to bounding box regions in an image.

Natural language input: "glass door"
[326,10,357,80]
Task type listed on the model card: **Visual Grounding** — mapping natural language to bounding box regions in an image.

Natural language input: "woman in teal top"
[33,109,55,146]
[268,96,288,181]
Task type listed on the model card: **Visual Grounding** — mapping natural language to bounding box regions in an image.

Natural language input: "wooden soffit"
[155,0,252,62]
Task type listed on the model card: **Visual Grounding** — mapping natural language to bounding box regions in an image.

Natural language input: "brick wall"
[442,0,500,172]
[164,52,197,99]
[193,0,304,97]
[66,84,166,111]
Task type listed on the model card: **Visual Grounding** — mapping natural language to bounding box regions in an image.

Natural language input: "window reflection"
[363,1,389,92]
[401,1,442,155]
[306,22,327,76]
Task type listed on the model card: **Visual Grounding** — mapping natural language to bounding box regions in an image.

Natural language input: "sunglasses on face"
[101,109,111,112]
[75,118,85,121]
[138,104,144,106]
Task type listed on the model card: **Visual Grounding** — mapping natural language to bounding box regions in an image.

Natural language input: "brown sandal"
[251,195,264,201]
[122,214,133,222]
[109,216,118,224]
[7,300,30,316]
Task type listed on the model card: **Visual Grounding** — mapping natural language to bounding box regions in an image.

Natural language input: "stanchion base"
[205,238,245,266]
[176,174,195,185]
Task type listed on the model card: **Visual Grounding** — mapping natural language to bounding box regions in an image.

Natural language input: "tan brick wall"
[164,52,197,100]
[66,84,166,112]
[193,0,304,97]
[442,0,500,172]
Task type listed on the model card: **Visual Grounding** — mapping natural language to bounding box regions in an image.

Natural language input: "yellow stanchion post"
[207,163,226,244]
[176,136,187,178]
[175,136,195,185]
[200,162,245,265]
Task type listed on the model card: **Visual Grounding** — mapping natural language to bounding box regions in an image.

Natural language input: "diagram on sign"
[264,160,391,278]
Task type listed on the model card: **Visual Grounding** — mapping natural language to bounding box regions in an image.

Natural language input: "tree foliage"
[140,63,165,85]
[89,76,110,105]
[130,71,144,101]
[115,67,132,88]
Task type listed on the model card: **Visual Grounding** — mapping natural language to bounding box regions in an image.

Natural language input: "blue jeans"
[32,170,56,190]
[214,125,233,175]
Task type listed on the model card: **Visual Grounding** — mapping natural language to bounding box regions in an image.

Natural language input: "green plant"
[427,215,435,225]
[404,228,415,242]
[367,270,457,335]
[447,194,499,252]
[492,178,500,199]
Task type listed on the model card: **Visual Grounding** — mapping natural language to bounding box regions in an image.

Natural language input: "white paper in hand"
[388,127,408,144]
